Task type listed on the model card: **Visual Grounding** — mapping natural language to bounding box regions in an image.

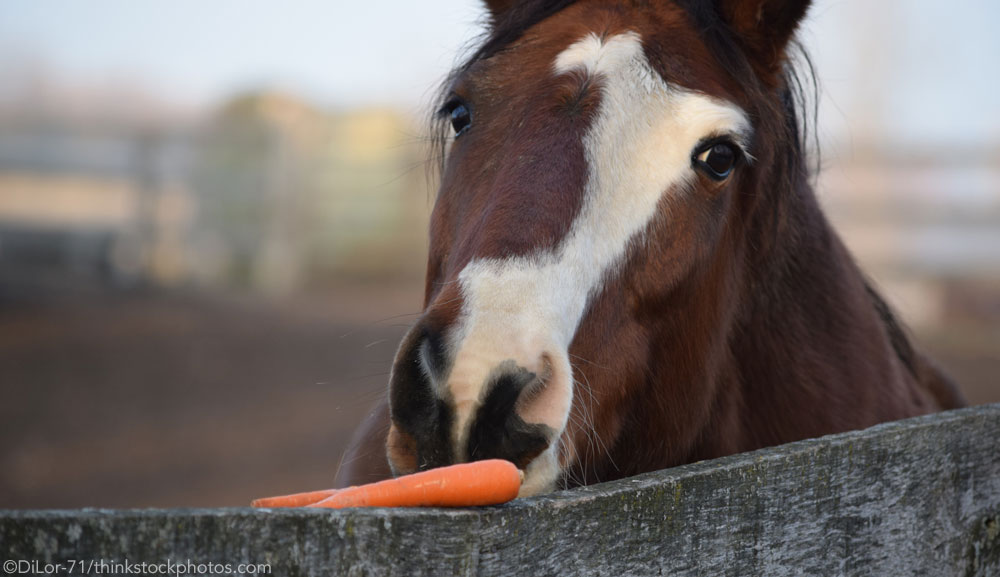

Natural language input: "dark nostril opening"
[388,326,454,472]
[467,365,554,469]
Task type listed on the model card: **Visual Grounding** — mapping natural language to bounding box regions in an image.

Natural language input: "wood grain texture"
[2,404,998,576]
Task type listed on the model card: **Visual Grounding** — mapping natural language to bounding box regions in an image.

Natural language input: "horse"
[335,0,966,496]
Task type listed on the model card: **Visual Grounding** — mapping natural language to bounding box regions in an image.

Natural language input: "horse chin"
[518,444,562,497]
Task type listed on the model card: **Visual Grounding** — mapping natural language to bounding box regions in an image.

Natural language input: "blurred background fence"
[0,93,430,294]
[0,0,997,509]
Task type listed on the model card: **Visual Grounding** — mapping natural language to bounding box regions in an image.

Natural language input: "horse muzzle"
[386,318,573,496]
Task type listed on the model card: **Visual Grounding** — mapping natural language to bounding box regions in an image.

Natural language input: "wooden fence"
[2,404,998,576]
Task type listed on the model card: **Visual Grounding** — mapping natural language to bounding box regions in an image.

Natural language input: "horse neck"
[723,161,914,446]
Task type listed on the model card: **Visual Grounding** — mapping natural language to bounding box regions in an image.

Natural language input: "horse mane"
[863,279,919,377]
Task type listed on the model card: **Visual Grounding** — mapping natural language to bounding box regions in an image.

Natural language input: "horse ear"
[482,0,518,22]
[717,0,811,76]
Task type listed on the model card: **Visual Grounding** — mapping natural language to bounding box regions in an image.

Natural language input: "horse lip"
[517,445,562,497]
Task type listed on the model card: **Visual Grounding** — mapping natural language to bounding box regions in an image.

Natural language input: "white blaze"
[446,32,750,494]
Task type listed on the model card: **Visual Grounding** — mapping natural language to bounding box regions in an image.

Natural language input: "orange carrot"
[308,459,522,509]
[251,488,340,508]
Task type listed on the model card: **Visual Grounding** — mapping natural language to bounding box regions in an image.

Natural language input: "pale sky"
[0,0,484,114]
[1,0,998,148]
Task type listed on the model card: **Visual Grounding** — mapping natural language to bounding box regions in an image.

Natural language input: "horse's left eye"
[448,102,472,137]
[694,142,738,180]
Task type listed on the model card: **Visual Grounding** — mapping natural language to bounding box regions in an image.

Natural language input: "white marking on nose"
[445,32,751,493]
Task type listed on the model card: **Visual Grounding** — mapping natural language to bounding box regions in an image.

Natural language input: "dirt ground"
[0,284,421,509]
[1,285,996,509]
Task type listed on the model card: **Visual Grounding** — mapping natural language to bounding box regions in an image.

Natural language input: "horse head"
[385,0,813,495]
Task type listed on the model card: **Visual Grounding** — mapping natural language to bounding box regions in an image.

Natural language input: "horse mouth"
[517,446,564,496]
[386,392,567,497]
[385,313,577,494]
[385,422,564,496]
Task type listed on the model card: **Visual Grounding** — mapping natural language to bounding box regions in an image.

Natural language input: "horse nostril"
[387,326,455,473]
[466,363,555,469]
[417,324,449,384]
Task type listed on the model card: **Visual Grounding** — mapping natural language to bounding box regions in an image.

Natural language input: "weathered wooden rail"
[2,404,998,576]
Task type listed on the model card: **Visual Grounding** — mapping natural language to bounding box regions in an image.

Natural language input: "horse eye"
[694,142,738,180]
[448,102,472,137]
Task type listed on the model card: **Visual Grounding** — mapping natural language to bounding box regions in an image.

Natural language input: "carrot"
[308,459,522,509]
[251,488,340,508]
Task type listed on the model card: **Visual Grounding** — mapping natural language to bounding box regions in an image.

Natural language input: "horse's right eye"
[448,102,472,137]
[693,141,739,181]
